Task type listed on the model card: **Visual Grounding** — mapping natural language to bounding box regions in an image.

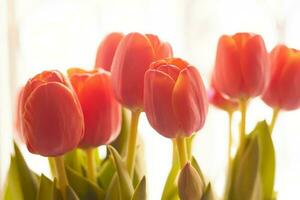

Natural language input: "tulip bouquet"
[1,31,300,200]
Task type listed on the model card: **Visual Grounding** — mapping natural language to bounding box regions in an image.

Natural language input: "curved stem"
[176,137,188,168]
[86,148,97,183]
[54,156,68,200]
[269,107,280,135]
[126,110,141,178]
[239,99,248,152]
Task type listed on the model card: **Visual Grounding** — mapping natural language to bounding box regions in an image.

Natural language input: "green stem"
[186,135,194,161]
[228,111,233,166]
[269,107,280,135]
[86,148,97,183]
[54,156,68,200]
[126,110,141,178]
[176,137,188,168]
[239,99,248,152]
[224,111,234,199]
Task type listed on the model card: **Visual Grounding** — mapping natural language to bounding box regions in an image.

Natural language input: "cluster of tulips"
[2,31,300,200]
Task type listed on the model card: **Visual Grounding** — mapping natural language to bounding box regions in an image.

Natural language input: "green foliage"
[227,121,276,200]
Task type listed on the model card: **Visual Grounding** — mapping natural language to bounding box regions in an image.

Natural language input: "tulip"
[20,70,84,157]
[144,58,208,139]
[144,58,208,167]
[111,32,173,110]
[213,32,269,100]
[111,32,172,177]
[262,45,300,110]
[208,83,238,113]
[95,32,124,71]
[262,45,300,133]
[68,68,121,147]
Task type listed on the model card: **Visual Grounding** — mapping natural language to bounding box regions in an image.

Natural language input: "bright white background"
[1,0,300,199]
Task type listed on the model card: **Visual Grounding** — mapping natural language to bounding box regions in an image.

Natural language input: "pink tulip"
[144,58,208,138]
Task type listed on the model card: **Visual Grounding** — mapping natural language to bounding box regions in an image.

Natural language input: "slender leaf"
[36,175,62,200]
[66,167,105,200]
[132,176,146,200]
[66,186,80,200]
[201,183,214,200]
[105,174,121,200]
[14,142,38,199]
[97,159,116,190]
[108,146,134,200]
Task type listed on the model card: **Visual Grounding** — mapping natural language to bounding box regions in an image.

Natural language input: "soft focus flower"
[262,45,300,110]
[111,32,173,111]
[95,32,124,71]
[68,68,122,148]
[213,32,268,99]
[144,58,208,138]
[20,70,84,156]
[208,82,238,112]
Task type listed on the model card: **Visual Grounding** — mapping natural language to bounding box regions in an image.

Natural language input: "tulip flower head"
[95,32,124,71]
[208,81,238,112]
[213,32,269,100]
[262,45,300,110]
[20,70,84,156]
[144,58,208,138]
[111,32,173,111]
[68,68,122,148]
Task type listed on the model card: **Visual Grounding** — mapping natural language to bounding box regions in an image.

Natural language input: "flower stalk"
[86,148,97,183]
[54,156,68,200]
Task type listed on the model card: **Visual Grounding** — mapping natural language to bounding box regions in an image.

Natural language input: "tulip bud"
[208,81,238,112]
[178,162,205,200]
[213,32,268,100]
[111,32,173,111]
[95,32,124,71]
[68,68,122,148]
[144,58,208,138]
[262,45,300,110]
[20,70,84,156]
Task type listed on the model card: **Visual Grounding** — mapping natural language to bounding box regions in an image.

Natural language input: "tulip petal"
[111,32,155,110]
[278,57,300,110]
[214,35,243,98]
[95,32,124,71]
[78,74,121,147]
[145,34,173,59]
[144,69,179,138]
[172,66,208,136]
[242,35,268,97]
[22,82,84,156]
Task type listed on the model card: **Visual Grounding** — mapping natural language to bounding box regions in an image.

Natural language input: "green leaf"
[66,167,105,200]
[15,143,39,199]
[191,156,206,185]
[36,175,61,200]
[132,176,146,200]
[201,183,215,200]
[105,174,121,200]
[229,134,259,200]
[3,156,24,200]
[255,121,275,199]
[66,186,80,200]
[97,158,116,190]
[108,146,134,200]
[64,149,87,175]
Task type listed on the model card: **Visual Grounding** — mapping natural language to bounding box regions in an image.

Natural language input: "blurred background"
[1,0,300,199]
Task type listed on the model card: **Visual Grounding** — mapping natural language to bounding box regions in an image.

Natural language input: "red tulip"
[95,32,124,71]
[111,32,173,111]
[208,81,238,112]
[20,70,84,156]
[144,58,208,138]
[213,32,269,99]
[262,45,300,110]
[68,68,122,148]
